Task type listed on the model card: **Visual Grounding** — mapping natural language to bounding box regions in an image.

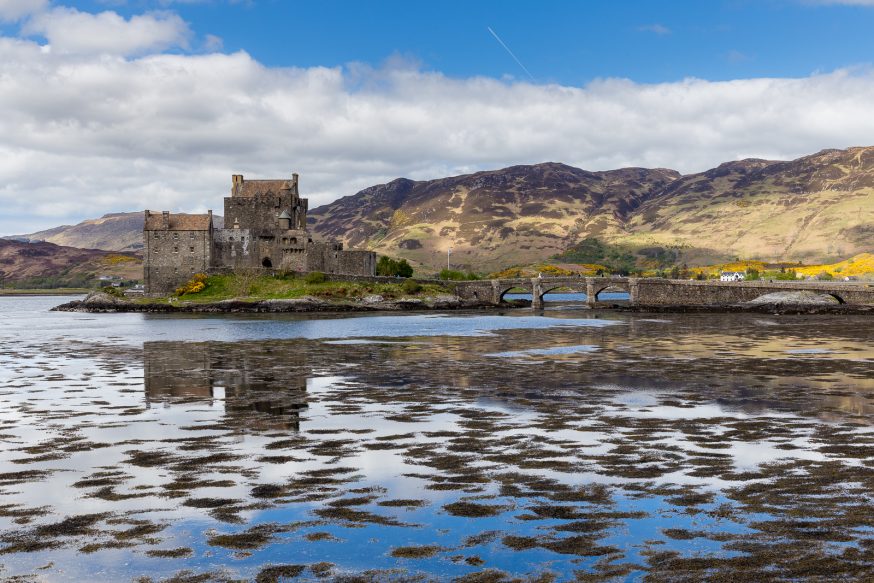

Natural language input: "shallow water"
[1,296,874,581]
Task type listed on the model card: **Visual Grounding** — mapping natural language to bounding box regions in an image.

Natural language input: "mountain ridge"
[6,146,873,273]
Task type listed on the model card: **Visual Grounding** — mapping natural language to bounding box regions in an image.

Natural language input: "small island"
[52,271,505,313]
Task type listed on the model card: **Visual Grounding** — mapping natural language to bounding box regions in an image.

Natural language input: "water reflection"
[2,299,874,581]
[144,341,309,432]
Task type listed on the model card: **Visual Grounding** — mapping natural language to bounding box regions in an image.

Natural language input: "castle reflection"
[143,341,309,431]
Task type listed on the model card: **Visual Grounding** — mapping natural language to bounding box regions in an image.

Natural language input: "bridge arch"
[828,293,845,304]
[592,282,631,303]
[498,283,534,303]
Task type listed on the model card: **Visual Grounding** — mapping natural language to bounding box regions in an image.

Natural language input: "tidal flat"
[2,296,874,581]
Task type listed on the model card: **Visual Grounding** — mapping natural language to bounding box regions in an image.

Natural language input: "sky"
[2,0,874,234]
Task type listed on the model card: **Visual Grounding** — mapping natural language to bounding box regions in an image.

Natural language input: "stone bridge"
[452,277,874,308]
[453,276,633,309]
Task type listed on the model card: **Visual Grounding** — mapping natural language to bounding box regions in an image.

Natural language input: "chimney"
[232,174,243,196]
[144,209,150,220]
[291,172,299,195]
[207,209,213,228]
[162,211,169,229]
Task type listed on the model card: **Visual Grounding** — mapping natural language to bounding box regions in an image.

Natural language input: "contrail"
[487,26,535,82]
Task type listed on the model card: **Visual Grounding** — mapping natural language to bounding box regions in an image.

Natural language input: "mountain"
[309,147,874,271]
[623,147,874,265]
[8,212,224,253]
[308,163,680,272]
[6,147,873,274]
[0,239,141,286]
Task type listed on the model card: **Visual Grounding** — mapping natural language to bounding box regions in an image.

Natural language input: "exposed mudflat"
[2,296,874,581]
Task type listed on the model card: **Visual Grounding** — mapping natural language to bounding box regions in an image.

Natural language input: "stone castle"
[143,173,376,294]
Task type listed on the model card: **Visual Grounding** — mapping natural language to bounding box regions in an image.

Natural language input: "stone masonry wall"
[144,228,212,294]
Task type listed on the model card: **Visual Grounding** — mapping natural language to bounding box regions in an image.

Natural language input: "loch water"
[2,295,874,581]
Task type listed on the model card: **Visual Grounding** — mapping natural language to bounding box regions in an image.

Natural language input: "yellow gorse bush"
[175,273,208,296]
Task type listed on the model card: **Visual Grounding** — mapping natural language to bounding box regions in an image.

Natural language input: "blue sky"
[2,0,874,233]
[36,0,874,83]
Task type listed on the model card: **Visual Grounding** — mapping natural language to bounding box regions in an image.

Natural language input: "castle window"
[153,232,159,239]
[190,232,195,239]
[229,236,234,242]
[189,246,195,253]
[173,233,179,240]
[173,246,179,253]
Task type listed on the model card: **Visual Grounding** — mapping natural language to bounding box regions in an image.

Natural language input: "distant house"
[844,276,859,282]
[720,271,745,282]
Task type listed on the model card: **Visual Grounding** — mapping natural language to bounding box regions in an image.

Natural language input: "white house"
[720,271,745,282]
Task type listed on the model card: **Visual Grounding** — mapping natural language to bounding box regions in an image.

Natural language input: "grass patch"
[143,273,451,303]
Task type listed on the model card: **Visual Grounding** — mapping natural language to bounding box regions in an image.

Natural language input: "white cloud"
[637,23,671,35]
[22,7,190,56]
[1,32,874,234]
[0,0,47,21]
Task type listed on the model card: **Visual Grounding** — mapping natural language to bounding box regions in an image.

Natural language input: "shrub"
[102,286,125,297]
[401,279,422,294]
[175,273,208,296]
[304,271,326,284]
[376,256,414,277]
[439,269,479,281]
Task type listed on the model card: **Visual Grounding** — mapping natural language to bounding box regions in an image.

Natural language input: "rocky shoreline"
[51,291,507,313]
[52,290,872,315]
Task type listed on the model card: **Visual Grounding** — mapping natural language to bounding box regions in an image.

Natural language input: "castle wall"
[145,174,376,293]
[305,242,376,276]
[144,223,212,294]
[212,228,255,269]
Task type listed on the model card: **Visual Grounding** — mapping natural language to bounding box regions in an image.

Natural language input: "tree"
[376,256,414,277]
[745,268,759,281]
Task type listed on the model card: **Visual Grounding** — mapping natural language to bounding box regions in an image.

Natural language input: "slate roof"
[144,212,212,231]
[233,179,292,198]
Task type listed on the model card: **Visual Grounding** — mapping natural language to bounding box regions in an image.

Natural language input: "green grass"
[158,274,451,303]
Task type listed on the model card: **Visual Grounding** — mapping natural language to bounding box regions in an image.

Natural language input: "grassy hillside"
[309,163,679,273]
[0,239,141,288]
[310,147,874,272]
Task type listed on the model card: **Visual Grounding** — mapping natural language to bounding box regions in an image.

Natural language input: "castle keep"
[144,173,376,294]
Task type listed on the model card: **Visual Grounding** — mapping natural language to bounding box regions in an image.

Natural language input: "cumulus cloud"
[1,33,874,233]
[0,0,47,21]
[22,7,190,55]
